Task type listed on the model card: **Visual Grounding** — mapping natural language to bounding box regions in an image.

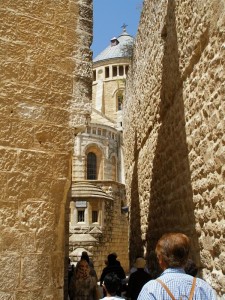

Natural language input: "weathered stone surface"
[124,0,225,296]
[0,0,92,298]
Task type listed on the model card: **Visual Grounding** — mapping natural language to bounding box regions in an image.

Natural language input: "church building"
[69,27,134,276]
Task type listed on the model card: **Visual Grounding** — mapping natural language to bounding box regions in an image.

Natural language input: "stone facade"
[69,181,128,278]
[124,0,225,297]
[0,1,92,299]
[68,29,133,277]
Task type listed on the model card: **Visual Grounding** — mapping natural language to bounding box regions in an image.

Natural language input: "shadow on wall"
[145,0,200,276]
[129,130,144,264]
[64,187,72,300]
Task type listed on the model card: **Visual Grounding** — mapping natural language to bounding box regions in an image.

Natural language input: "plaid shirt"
[137,268,217,300]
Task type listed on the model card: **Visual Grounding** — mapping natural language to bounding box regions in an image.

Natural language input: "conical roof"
[70,247,92,257]
[71,181,114,200]
[93,28,134,63]
[69,233,97,243]
[91,108,115,127]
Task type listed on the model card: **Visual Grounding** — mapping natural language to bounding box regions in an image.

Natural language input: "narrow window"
[98,129,102,135]
[105,66,109,78]
[93,70,96,81]
[92,211,98,223]
[112,156,117,181]
[113,66,117,77]
[87,127,91,134]
[119,65,123,76]
[125,65,129,75]
[87,152,97,180]
[77,210,85,222]
[117,94,123,111]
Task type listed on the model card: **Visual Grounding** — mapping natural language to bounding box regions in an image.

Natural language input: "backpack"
[156,277,196,300]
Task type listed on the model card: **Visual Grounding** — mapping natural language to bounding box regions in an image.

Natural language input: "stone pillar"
[0,0,93,299]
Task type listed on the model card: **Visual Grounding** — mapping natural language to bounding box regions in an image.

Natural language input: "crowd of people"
[68,233,217,299]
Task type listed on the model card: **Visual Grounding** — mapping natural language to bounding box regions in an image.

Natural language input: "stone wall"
[69,181,129,278]
[0,0,92,299]
[124,0,225,296]
[86,182,129,277]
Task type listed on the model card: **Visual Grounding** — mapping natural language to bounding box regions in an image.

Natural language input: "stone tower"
[69,27,134,276]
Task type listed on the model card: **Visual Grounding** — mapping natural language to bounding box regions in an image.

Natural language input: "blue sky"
[91,0,142,58]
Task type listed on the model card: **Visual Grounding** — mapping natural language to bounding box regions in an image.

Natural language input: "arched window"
[87,152,97,180]
[117,94,123,111]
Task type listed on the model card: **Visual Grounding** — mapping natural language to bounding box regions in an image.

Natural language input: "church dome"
[93,28,134,63]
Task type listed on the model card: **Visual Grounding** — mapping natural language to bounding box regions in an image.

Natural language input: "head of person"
[134,257,146,269]
[184,259,198,277]
[103,272,120,296]
[155,232,190,270]
[111,252,117,259]
[75,259,90,279]
[81,251,90,264]
[107,253,117,265]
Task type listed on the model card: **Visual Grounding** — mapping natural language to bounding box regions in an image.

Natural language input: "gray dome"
[93,29,134,63]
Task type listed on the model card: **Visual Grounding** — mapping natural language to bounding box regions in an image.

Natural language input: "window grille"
[77,210,85,222]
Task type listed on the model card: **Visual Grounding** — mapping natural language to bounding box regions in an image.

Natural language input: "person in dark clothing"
[68,258,75,287]
[127,257,151,300]
[184,259,198,277]
[111,252,121,266]
[102,272,126,299]
[81,251,95,269]
[100,254,126,296]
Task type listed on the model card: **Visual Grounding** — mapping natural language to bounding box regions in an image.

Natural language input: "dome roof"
[93,29,134,63]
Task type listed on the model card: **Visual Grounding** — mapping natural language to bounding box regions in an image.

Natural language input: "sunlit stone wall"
[0,0,92,299]
[124,0,225,296]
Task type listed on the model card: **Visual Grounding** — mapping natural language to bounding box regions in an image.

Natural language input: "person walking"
[101,272,126,299]
[69,259,99,300]
[100,254,126,296]
[127,257,151,300]
[138,232,217,300]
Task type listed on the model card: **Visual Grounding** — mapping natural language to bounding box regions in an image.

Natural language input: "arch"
[112,88,125,111]
[83,142,105,157]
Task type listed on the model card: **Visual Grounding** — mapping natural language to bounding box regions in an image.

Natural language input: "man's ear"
[158,255,167,270]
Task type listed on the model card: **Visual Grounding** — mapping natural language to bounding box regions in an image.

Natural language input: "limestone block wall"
[0,0,92,299]
[89,182,129,277]
[69,181,129,277]
[124,0,225,296]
